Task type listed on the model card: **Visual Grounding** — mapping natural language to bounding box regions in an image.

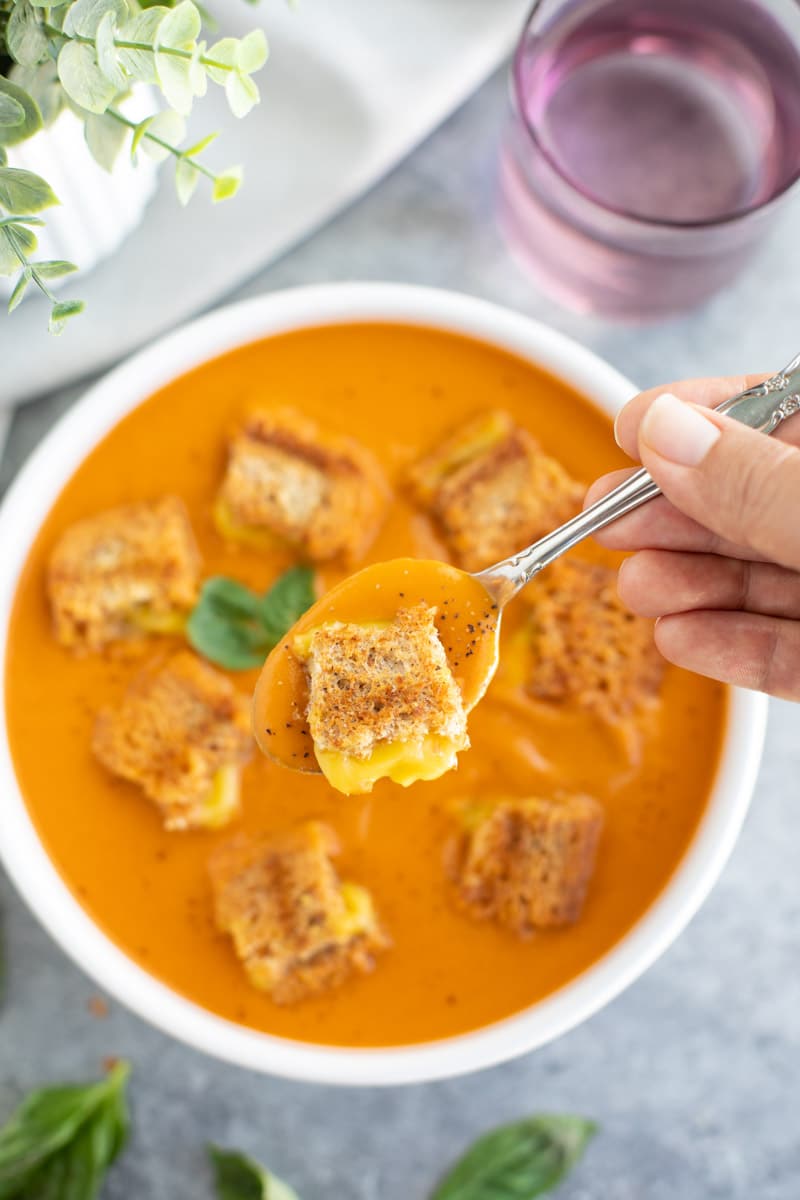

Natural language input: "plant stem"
[5,223,58,305]
[42,25,233,72]
[106,107,216,180]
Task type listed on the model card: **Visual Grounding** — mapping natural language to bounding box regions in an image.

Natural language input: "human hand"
[585,375,800,700]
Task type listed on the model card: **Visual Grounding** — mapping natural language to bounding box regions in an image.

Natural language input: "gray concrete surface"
[2,66,800,1200]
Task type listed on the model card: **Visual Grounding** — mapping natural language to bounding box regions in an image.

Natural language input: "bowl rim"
[0,282,768,1086]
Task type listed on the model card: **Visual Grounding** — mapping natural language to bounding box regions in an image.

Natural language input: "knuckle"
[725,444,800,564]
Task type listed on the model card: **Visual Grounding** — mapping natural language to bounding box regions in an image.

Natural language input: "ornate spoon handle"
[476,353,800,602]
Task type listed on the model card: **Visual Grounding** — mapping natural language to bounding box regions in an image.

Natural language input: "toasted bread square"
[215,407,388,564]
[455,795,603,936]
[407,411,583,571]
[299,603,469,762]
[524,559,664,720]
[47,496,201,652]
[209,822,388,1004]
[92,651,253,831]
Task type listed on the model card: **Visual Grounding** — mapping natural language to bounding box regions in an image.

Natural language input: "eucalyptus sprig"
[0,0,268,330]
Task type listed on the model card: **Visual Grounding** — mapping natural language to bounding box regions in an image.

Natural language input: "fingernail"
[640,392,721,467]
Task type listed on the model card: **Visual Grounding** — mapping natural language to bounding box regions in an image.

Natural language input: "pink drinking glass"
[499,0,800,320]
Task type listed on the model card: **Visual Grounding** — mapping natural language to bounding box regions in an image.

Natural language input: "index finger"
[613,373,771,460]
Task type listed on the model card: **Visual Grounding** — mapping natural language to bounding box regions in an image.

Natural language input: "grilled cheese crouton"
[47,496,201,652]
[209,822,388,1004]
[295,603,469,794]
[407,411,583,572]
[215,407,388,564]
[92,651,252,831]
[523,559,664,721]
[455,795,603,936]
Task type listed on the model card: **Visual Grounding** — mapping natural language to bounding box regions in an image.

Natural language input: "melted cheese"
[198,763,242,828]
[315,734,463,796]
[212,496,282,551]
[129,607,188,635]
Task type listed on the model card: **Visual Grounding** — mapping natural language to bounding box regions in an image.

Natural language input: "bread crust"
[47,497,201,651]
[92,651,252,830]
[209,822,388,1004]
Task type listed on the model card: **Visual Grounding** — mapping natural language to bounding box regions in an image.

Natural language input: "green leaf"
[63,0,127,39]
[0,96,25,130]
[9,63,64,127]
[0,149,6,168]
[184,130,217,157]
[212,166,242,202]
[57,42,118,114]
[0,79,43,147]
[49,298,86,334]
[35,259,79,279]
[0,167,58,213]
[0,1061,130,1198]
[236,29,268,74]
[0,214,46,227]
[95,11,127,91]
[205,36,237,85]
[155,51,194,114]
[225,71,259,119]
[157,0,201,49]
[189,40,208,97]
[430,1116,597,1200]
[7,0,50,68]
[138,109,186,161]
[174,156,199,204]
[8,269,32,313]
[85,110,128,171]
[117,7,167,82]
[154,4,202,113]
[0,224,37,275]
[260,566,316,643]
[209,1145,300,1200]
[187,567,315,671]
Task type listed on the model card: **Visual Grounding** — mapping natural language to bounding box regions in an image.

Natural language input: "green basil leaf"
[209,1145,300,1200]
[196,577,263,620]
[187,568,315,671]
[260,566,315,643]
[430,1115,597,1200]
[187,579,268,670]
[0,80,43,148]
[0,1061,130,1199]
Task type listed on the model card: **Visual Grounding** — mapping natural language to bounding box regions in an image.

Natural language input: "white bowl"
[0,284,767,1086]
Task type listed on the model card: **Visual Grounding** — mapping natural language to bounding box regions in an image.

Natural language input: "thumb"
[637,391,800,570]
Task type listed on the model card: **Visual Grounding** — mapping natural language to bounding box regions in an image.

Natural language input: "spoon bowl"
[253,558,500,771]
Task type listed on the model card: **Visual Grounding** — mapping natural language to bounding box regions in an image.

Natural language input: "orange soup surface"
[5,323,727,1047]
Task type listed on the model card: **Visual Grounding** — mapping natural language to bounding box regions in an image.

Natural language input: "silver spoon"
[256,354,800,771]
[475,352,800,606]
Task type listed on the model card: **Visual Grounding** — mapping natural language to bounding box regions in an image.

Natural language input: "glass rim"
[512,0,800,232]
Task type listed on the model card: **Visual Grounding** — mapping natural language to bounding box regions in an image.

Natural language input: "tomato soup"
[4,323,727,1047]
